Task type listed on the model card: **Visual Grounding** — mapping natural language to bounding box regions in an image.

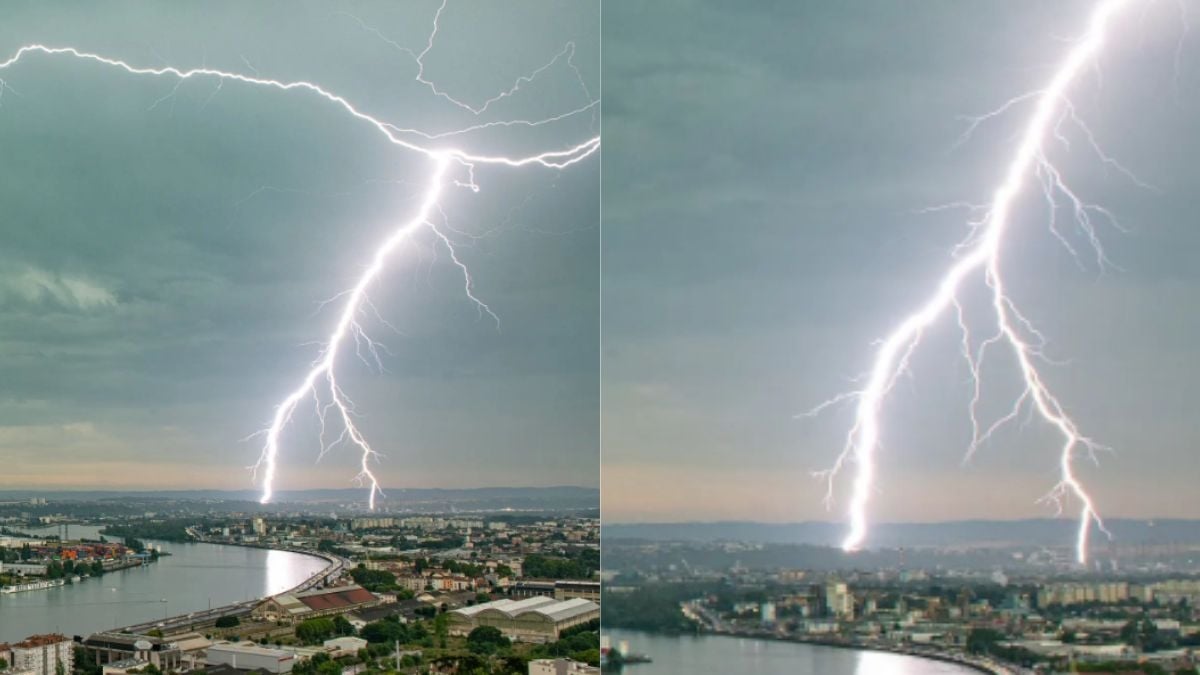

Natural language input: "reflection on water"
[603,630,979,675]
[0,527,327,642]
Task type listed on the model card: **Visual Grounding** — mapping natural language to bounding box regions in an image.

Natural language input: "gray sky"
[603,1,1200,523]
[0,1,599,494]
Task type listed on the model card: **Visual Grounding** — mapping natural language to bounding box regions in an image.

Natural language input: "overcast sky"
[602,1,1200,524]
[0,1,599,496]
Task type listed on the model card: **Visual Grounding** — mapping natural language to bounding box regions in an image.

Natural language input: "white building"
[529,658,599,675]
[206,642,295,674]
[449,597,599,642]
[8,634,73,675]
[761,602,776,626]
[322,637,367,657]
[826,581,854,619]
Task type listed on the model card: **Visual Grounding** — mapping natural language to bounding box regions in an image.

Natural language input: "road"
[115,534,348,636]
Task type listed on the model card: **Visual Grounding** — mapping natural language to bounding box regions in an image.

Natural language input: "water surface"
[604,629,982,675]
[0,525,327,641]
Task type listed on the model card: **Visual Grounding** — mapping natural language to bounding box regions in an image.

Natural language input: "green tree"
[349,566,398,592]
[215,616,240,628]
[966,628,1005,655]
[434,613,449,649]
[361,619,406,644]
[332,615,354,636]
[296,617,337,644]
[466,626,509,655]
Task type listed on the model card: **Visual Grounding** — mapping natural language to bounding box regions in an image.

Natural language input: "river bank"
[604,628,1013,675]
[0,526,330,642]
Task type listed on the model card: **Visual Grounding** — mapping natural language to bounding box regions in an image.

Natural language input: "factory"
[447,597,599,643]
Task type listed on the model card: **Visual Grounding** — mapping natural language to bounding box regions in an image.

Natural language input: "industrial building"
[80,632,183,672]
[448,597,599,643]
[510,580,600,602]
[206,642,295,674]
[255,585,380,624]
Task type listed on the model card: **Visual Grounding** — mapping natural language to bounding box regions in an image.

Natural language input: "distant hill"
[602,518,1200,548]
[0,486,599,511]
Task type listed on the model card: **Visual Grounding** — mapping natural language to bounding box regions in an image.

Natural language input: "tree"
[966,628,1004,655]
[296,617,337,644]
[361,619,406,645]
[350,566,398,592]
[332,615,354,636]
[434,614,449,649]
[73,647,100,675]
[215,616,240,628]
[0,657,8,671]
[466,626,509,655]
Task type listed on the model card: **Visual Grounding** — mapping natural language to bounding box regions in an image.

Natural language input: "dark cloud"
[0,1,598,492]
[602,1,1200,523]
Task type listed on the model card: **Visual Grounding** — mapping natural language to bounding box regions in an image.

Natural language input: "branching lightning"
[812,0,1147,563]
[0,9,598,510]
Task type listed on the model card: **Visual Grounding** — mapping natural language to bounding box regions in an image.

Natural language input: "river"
[0,525,328,642]
[604,630,983,675]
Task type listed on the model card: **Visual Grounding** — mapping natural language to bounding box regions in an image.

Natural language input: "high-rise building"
[9,634,73,675]
[761,601,777,626]
[825,580,854,619]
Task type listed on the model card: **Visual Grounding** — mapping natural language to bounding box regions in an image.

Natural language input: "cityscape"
[0,493,600,674]
[602,530,1200,674]
[3,0,1200,674]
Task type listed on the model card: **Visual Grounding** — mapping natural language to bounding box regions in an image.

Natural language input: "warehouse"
[448,597,599,643]
[206,642,295,674]
[255,585,380,624]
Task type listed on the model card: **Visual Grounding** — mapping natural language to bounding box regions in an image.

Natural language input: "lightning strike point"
[813,0,1142,563]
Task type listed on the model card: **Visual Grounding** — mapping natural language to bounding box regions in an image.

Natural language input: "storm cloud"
[0,1,599,493]
[602,1,1200,523]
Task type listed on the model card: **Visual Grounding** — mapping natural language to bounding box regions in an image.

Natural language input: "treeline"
[523,548,599,579]
[528,619,600,664]
[100,520,192,543]
[294,616,355,644]
[44,558,106,579]
[346,566,415,598]
[601,583,704,634]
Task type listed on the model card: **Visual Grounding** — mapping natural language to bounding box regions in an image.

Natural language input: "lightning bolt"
[0,21,598,510]
[813,0,1145,564]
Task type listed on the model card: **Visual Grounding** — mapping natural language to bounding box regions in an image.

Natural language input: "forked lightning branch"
[0,11,599,510]
[813,0,1160,564]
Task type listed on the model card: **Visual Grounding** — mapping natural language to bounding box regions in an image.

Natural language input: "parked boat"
[0,578,66,594]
